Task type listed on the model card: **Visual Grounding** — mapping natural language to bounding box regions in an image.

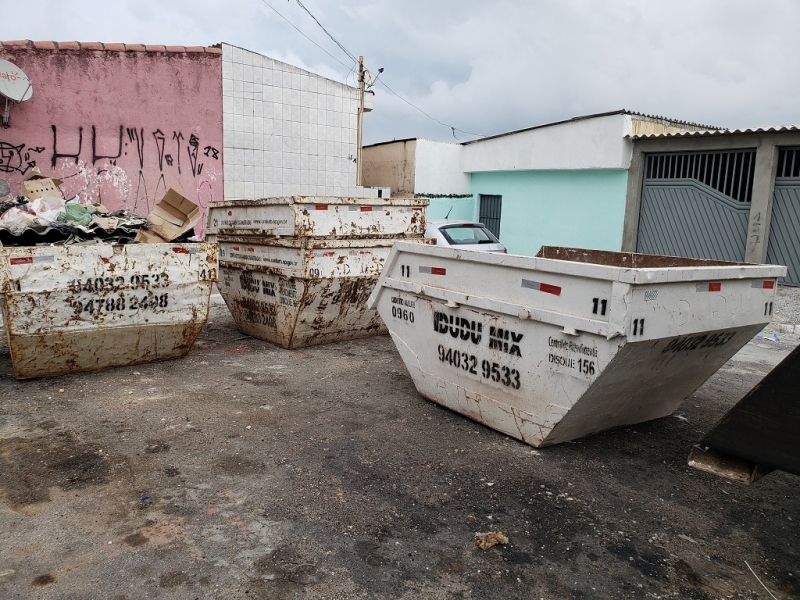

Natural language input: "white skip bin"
[217,237,430,349]
[369,244,786,447]
[0,243,218,379]
[206,196,428,238]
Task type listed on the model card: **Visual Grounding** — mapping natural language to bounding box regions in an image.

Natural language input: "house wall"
[222,44,377,199]
[361,139,417,196]
[0,41,223,233]
[413,138,473,218]
[462,114,631,173]
[471,169,629,256]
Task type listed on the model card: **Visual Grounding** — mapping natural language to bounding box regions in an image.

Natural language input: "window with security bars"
[479,195,502,238]
[645,150,756,202]
[777,148,800,178]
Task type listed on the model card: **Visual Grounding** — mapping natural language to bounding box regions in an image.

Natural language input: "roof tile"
[0,40,223,55]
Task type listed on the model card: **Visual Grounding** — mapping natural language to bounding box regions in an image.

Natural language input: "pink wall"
[0,42,222,236]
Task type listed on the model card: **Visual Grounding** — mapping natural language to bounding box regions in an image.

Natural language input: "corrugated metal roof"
[463,109,723,145]
[631,126,800,140]
[0,40,221,54]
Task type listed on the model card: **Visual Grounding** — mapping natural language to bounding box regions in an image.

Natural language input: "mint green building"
[362,110,714,256]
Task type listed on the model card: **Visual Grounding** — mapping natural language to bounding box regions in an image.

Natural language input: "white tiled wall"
[222,44,381,199]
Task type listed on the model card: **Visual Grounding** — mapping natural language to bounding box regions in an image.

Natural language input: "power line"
[295,0,358,64]
[258,0,352,71]
[262,0,486,140]
[376,79,486,139]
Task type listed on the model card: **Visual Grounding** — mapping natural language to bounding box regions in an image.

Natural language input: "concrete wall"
[361,139,417,196]
[414,139,471,196]
[222,44,376,199]
[471,169,629,256]
[462,114,631,173]
[0,41,223,232]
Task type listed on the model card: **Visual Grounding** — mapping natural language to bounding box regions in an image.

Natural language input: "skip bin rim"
[373,242,786,290]
[208,196,430,208]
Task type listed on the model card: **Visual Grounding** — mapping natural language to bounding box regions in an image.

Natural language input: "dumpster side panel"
[290,277,385,348]
[206,198,427,237]
[543,325,763,446]
[218,240,393,279]
[217,264,385,349]
[218,265,299,348]
[0,244,216,379]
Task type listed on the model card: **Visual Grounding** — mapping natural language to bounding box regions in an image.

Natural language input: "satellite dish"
[0,59,33,127]
[0,59,33,102]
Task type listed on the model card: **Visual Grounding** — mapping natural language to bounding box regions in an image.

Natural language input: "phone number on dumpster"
[437,344,521,389]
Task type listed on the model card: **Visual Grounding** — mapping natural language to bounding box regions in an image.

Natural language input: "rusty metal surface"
[218,264,385,349]
[0,242,218,379]
[216,238,432,349]
[205,196,428,238]
[535,246,748,268]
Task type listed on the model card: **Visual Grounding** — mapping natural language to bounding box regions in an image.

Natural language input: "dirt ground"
[0,296,798,600]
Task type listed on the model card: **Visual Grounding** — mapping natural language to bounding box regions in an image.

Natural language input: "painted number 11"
[592,298,608,316]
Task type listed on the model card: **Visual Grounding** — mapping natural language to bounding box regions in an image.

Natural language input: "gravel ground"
[766,285,800,337]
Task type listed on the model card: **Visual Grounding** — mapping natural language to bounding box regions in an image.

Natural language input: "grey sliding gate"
[766,148,800,286]
[637,150,755,262]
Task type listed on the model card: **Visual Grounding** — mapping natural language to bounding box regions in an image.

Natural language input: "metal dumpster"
[206,196,427,238]
[368,244,786,447]
[217,237,430,348]
[0,243,218,379]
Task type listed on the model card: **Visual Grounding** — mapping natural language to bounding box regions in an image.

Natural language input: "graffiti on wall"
[0,124,221,214]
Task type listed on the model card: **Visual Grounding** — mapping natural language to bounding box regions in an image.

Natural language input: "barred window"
[645,150,756,202]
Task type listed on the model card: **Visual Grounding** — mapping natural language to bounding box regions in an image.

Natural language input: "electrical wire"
[262,0,486,140]
[258,0,353,71]
[295,0,358,64]
[376,79,486,139]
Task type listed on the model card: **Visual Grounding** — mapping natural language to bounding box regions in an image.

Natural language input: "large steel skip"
[0,243,217,379]
[217,237,430,349]
[206,196,427,238]
[368,244,786,447]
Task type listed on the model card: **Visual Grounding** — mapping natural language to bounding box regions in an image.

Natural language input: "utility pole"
[356,55,365,187]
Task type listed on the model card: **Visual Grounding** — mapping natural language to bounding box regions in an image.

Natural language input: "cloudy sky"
[3,0,799,144]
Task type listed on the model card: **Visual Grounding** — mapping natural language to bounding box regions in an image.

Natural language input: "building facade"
[363,110,710,256]
[0,40,381,236]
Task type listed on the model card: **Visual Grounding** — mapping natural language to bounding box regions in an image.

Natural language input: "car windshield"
[439,224,500,245]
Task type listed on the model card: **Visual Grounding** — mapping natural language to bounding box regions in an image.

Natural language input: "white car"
[424,219,507,253]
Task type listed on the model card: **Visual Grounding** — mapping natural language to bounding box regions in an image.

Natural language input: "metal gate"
[766,148,800,286]
[637,150,755,262]
[479,194,502,238]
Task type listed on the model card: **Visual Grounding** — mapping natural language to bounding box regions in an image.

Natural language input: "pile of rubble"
[0,169,199,246]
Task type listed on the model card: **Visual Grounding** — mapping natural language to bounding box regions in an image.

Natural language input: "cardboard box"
[147,189,200,241]
[21,168,64,201]
[134,229,168,244]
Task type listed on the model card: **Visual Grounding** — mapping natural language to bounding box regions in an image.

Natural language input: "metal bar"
[722,151,731,197]
[736,152,745,202]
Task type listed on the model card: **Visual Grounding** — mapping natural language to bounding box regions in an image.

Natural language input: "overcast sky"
[3,0,799,144]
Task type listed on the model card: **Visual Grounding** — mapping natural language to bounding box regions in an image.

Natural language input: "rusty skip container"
[368,243,786,447]
[205,196,428,238]
[0,243,218,379]
[217,237,430,349]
